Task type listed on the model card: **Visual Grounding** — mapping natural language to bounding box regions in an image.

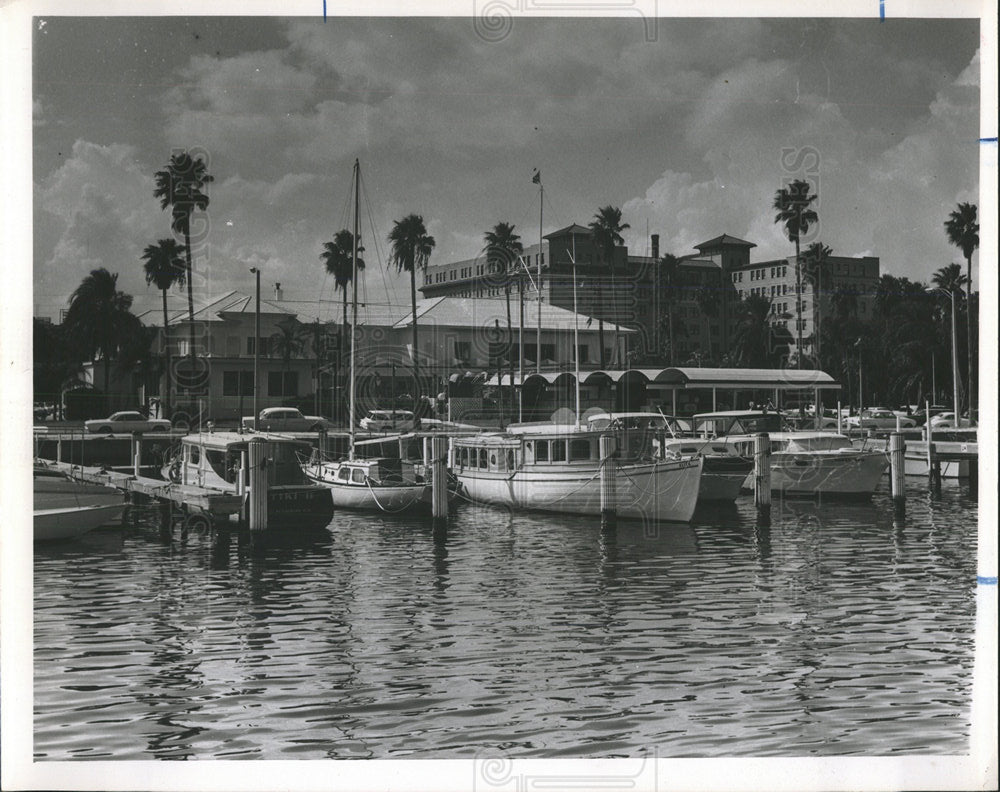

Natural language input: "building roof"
[393,296,633,333]
[485,367,840,389]
[544,223,591,239]
[694,234,757,250]
[160,290,297,325]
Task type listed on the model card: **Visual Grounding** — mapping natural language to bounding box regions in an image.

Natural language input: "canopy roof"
[485,367,840,390]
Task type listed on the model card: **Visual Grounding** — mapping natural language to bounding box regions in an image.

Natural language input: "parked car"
[845,409,916,430]
[359,409,417,433]
[85,411,172,434]
[929,411,977,429]
[241,407,334,432]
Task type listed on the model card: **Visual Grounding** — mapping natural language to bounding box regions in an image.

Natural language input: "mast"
[518,272,524,422]
[571,233,580,428]
[349,158,360,460]
[537,180,542,373]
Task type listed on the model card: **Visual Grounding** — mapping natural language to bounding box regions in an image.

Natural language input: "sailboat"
[301,160,429,513]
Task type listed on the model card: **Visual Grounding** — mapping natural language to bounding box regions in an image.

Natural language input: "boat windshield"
[695,413,784,437]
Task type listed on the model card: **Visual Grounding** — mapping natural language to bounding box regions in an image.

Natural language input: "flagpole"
[537,179,543,375]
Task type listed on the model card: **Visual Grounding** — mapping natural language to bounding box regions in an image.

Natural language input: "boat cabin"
[693,410,786,439]
[324,458,420,487]
[173,432,311,490]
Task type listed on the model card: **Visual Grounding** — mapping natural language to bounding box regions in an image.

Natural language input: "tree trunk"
[184,229,196,362]
[794,238,802,369]
[598,319,606,367]
[161,288,171,418]
[505,282,513,429]
[966,254,974,419]
[342,289,348,424]
[410,266,419,409]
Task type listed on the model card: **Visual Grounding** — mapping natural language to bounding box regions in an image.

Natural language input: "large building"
[421,228,880,365]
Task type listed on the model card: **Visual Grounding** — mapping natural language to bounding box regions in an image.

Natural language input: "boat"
[452,424,703,522]
[691,410,889,497]
[588,412,753,502]
[33,465,125,541]
[163,432,334,529]
[300,159,428,514]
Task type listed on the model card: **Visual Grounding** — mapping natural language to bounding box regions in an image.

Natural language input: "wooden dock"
[38,460,245,518]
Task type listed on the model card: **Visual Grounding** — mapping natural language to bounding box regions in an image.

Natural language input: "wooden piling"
[836,401,842,435]
[754,433,771,526]
[248,438,268,532]
[889,432,905,517]
[133,433,142,477]
[599,434,616,527]
[431,435,448,523]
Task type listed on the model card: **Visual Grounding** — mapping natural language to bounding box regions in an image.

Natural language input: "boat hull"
[903,454,968,478]
[303,464,427,513]
[456,456,703,522]
[34,502,124,541]
[763,451,889,496]
[699,456,753,501]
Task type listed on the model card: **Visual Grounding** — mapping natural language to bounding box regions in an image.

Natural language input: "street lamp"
[249,266,261,432]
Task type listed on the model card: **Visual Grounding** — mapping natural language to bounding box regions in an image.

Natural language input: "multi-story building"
[423,228,880,365]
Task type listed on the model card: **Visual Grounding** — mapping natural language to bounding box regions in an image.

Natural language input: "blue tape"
[323,0,327,21]
[978,576,998,585]
[879,0,885,21]
[980,137,998,144]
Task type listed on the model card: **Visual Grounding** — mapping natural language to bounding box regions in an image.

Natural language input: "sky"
[31,16,982,323]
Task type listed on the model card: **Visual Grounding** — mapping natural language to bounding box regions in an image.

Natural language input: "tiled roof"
[162,290,298,325]
[694,234,757,250]
[544,223,591,239]
[392,296,633,333]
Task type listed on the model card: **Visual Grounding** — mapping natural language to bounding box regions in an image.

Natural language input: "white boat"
[300,454,428,513]
[691,411,889,497]
[163,432,334,528]
[302,159,428,514]
[452,424,703,522]
[587,412,753,502]
[33,466,125,541]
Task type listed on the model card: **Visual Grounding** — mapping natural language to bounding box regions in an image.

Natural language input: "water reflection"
[33,483,979,760]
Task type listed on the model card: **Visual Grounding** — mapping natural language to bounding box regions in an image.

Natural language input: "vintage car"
[845,409,917,430]
[359,409,418,433]
[84,411,172,434]
[241,407,334,432]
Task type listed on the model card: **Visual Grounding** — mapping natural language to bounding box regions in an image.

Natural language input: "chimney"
[651,234,660,260]
[274,282,283,301]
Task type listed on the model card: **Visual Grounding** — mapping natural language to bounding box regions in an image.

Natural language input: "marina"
[31,477,979,760]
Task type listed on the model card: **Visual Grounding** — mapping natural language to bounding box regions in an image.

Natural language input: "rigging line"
[358,169,393,310]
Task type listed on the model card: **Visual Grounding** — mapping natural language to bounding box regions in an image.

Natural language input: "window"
[540,343,555,361]
[189,445,200,465]
[577,344,589,363]
[247,336,271,356]
[551,440,566,462]
[223,371,255,396]
[569,439,591,461]
[454,341,471,363]
[338,467,350,481]
[535,441,549,462]
[352,468,366,483]
[479,448,488,468]
[268,371,298,397]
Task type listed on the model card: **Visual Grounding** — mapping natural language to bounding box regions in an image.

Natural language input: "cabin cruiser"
[163,432,334,528]
[587,412,753,502]
[300,454,428,513]
[689,411,889,497]
[452,422,703,523]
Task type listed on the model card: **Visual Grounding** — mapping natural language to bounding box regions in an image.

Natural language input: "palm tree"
[153,151,214,363]
[944,202,978,415]
[801,241,832,365]
[773,179,818,368]
[932,264,968,415]
[730,294,781,368]
[388,214,436,389]
[270,317,307,401]
[589,206,630,367]
[484,223,523,420]
[141,238,186,417]
[321,229,365,371]
[63,268,142,411]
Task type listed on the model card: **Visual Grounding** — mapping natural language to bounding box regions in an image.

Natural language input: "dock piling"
[889,432,906,518]
[599,434,617,528]
[431,435,448,523]
[248,438,268,532]
[754,433,771,526]
[132,433,142,477]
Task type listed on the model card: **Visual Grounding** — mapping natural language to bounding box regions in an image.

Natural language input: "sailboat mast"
[572,233,580,428]
[348,158,360,460]
[518,273,524,422]
[537,182,542,374]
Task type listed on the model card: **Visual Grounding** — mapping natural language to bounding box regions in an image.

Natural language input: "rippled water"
[34,478,977,759]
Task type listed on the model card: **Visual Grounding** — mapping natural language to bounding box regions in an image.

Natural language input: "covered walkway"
[485,367,841,415]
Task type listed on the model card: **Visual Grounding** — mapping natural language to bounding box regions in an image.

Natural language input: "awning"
[483,367,840,389]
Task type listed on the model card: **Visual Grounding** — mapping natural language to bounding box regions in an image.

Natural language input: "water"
[34,479,978,760]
